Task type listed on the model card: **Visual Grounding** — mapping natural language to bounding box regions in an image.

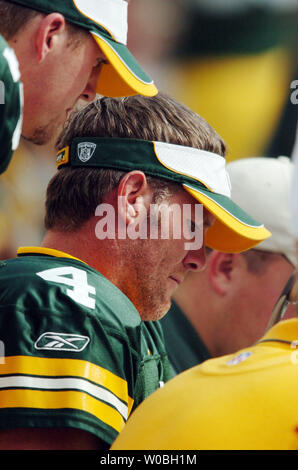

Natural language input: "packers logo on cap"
[56,137,271,253]
[10,0,158,97]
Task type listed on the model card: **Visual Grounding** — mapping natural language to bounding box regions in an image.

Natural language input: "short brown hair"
[45,93,226,232]
[241,249,282,275]
[0,0,86,46]
[0,0,39,39]
[205,247,284,275]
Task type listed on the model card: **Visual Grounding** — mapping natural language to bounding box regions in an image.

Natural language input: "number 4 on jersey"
[36,267,96,309]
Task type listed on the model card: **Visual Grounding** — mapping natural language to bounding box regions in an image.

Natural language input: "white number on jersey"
[36,267,96,309]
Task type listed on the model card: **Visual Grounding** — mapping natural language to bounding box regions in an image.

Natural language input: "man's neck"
[42,227,126,290]
[42,229,105,273]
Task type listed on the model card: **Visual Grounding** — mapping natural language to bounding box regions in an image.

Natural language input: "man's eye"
[186,220,200,234]
[190,221,196,233]
[204,216,215,230]
[94,58,108,69]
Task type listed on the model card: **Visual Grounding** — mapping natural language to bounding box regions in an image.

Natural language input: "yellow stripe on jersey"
[0,356,134,415]
[0,389,125,433]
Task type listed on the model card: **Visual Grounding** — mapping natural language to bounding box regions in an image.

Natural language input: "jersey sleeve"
[0,267,140,446]
[0,35,23,174]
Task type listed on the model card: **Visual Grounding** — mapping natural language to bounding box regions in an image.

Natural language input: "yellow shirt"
[111,319,298,450]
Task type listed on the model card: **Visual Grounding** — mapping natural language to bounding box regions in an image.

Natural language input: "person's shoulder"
[156,333,298,402]
[0,35,21,91]
[0,34,9,53]
[197,339,297,383]
[0,35,23,174]
[0,255,91,317]
[0,254,142,329]
[111,340,298,450]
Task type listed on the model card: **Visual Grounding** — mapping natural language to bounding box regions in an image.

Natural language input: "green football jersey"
[160,301,211,375]
[0,247,172,446]
[0,35,23,174]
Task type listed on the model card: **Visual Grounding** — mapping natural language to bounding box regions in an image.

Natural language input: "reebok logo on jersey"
[35,332,90,352]
[77,142,96,162]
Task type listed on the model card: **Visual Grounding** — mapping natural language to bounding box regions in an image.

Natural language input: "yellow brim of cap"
[184,186,271,253]
[92,34,158,98]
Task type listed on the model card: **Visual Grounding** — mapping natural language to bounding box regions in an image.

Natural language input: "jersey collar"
[17,246,87,265]
[257,318,298,346]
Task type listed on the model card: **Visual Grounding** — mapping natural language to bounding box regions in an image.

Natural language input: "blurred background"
[0,0,297,259]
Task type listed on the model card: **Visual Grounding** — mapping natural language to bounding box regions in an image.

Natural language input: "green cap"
[10,0,158,97]
[0,35,23,174]
[56,137,272,253]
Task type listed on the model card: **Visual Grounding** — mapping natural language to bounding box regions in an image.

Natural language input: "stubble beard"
[22,117,62,146]
[126,280,171,322]
[122,246,171,322]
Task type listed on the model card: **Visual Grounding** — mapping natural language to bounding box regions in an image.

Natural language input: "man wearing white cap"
[0,0,157,173]
[161,156,296,373]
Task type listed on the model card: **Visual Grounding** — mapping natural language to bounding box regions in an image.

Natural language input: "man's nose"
[80,67,101,103]
[183,246,207,272]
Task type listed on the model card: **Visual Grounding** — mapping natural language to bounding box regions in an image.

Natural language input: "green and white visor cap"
[11,0,157,97]
[57,138,271,253]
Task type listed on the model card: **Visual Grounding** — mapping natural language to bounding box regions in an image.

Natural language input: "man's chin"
[22,130,52,146]
[22,121,61,146]
[158,300,172,320]
[142,300,172,322]
[22,134,45,146]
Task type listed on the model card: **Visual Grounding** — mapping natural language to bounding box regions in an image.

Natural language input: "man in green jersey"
[0,0,157,173]
[0,93,270,449]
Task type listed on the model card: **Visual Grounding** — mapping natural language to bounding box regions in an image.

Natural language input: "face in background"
[120,188,214,322]
[17,14,106,145]
[212,249,295,355]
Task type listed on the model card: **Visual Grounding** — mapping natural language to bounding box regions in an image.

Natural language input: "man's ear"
[35,13,66,62]
[208,251,240,295]
[117,171,153,226]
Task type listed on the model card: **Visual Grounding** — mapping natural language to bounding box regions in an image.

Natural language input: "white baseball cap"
[227,156,296,266]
